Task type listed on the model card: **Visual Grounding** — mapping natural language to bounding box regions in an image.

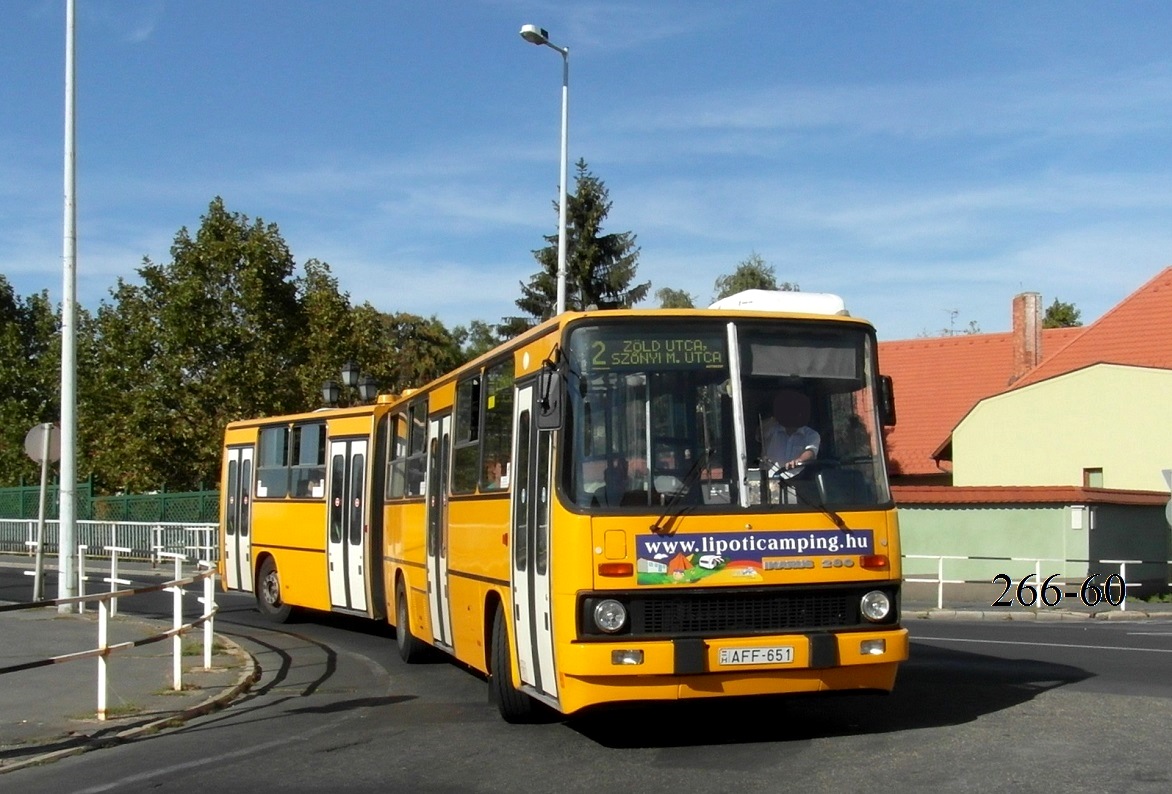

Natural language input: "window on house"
[1083,468,1103,488]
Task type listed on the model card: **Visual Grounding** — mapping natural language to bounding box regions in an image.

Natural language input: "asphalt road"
[4,577,1171,793]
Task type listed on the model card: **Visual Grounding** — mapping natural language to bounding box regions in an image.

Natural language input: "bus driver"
[760,388,820,478]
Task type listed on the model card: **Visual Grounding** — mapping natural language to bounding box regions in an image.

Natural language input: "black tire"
[395,579,429,663]
[255,556,292,623]
[489,604,536,723]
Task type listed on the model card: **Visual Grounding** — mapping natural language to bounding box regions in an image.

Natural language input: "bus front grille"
[629,586,886,637]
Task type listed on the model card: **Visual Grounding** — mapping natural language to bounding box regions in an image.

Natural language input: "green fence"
[0,481,218,523]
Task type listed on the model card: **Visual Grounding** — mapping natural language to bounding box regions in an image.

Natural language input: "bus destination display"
[579,330,726,371]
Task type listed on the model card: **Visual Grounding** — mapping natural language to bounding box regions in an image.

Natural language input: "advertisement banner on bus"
[635,528,874,585]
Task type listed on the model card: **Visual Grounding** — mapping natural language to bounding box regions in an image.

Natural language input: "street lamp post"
[519,24,569,316]
[322,361,378,407]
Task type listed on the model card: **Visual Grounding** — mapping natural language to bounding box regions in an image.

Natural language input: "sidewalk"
[0,560,257,774]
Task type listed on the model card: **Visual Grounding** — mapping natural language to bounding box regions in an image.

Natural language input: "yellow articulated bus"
[219,290,908,721]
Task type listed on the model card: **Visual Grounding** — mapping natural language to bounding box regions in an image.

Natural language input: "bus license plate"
[718,646,794,666]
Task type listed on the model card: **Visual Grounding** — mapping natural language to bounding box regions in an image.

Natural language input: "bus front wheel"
[490,604,537,723]
[256,557,292,623]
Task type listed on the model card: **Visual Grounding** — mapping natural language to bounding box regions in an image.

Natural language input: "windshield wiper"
[778,462,851,531]
[649,448,712,535]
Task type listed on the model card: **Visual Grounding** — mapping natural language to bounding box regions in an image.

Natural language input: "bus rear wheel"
[395,580,428,663]
[490,604,537,723]
[256,557,292,623]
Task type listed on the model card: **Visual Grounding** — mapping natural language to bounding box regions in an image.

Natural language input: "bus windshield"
[564,319,890,511]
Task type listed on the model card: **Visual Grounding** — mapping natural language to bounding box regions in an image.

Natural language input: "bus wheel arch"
[394,572,429,663]
[255,554,292,623]
[489,601,538,723]
[482,591,503,674]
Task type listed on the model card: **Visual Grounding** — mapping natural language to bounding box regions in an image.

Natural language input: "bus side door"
[223,445,254,593]
[327,438,369,613]
[510,382,558,701]
[425,413,455,651]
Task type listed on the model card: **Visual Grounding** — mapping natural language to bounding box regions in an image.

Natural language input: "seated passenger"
[482,456,503,490]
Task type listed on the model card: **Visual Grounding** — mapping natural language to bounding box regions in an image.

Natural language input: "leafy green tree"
[1043,298,1082,328]
[296,258,360,406]
[656,287,695,309]
[0,278,61,486]
[376,311,463,393]
[87,198,309,491]
[453,319,504,363]
[514,159,648,327]
[713,252,797,301]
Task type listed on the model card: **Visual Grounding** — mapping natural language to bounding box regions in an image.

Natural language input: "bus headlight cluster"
[860,590,892,622]
[593,599,628,633]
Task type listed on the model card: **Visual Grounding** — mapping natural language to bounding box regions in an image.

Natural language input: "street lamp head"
[321,380,341,407]
[520,24,549,46]
[357,374,379,404]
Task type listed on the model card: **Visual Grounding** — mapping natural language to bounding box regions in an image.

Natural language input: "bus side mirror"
[880,375,896,427]
[536,366,563,430]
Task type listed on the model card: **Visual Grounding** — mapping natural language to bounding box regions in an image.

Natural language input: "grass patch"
[1135,592,1172,604]
[156,682,201,695]
[182,637,228,656]
[70,702,143,720]
[106,702,143,718]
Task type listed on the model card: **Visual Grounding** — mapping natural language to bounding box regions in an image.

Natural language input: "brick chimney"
[1011,292,1042,382]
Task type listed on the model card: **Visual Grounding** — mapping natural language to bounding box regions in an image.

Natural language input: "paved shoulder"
[0,608,256,774]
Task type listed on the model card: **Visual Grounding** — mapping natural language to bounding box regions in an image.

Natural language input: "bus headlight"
[860,590,892,622]
[593,599,628,633]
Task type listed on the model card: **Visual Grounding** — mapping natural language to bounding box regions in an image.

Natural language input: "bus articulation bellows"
[219,291,908,722]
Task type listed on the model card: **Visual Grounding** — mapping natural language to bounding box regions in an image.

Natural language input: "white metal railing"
[1,519,217,564]
[0,550,219,721]
[903,554,1172,611]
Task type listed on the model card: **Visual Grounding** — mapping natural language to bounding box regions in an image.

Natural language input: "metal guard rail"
[903,554,1172,611]
[0,553,219,721]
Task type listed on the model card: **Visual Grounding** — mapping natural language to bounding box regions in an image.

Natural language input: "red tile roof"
[1009,267,1172,389]
[879,328,1080,476]
[892,484,1169,506]
[878,267,1172,477]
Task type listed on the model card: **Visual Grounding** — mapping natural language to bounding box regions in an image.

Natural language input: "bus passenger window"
[386,412,409,499]
[256,426,290,498]
[290,422,326,498]
[452,376,481,494]
[481,358,514,491]
[406,400,428,496]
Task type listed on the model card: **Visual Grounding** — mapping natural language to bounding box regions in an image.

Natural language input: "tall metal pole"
[519,25,570,316]
[555,48,569,316]
[59,0,79,609]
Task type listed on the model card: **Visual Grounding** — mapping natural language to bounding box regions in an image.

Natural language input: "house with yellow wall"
[879,268,1172,600]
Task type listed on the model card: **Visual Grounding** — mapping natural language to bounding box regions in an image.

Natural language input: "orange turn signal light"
[597,562,634,577]
[860,554,889,570]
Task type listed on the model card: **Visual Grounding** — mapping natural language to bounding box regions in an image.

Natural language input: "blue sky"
[4,1,1172,341]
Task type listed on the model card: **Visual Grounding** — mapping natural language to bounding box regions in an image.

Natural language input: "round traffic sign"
[24,423,61,464]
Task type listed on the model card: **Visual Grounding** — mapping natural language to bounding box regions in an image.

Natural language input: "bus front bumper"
[551,627,909,713]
